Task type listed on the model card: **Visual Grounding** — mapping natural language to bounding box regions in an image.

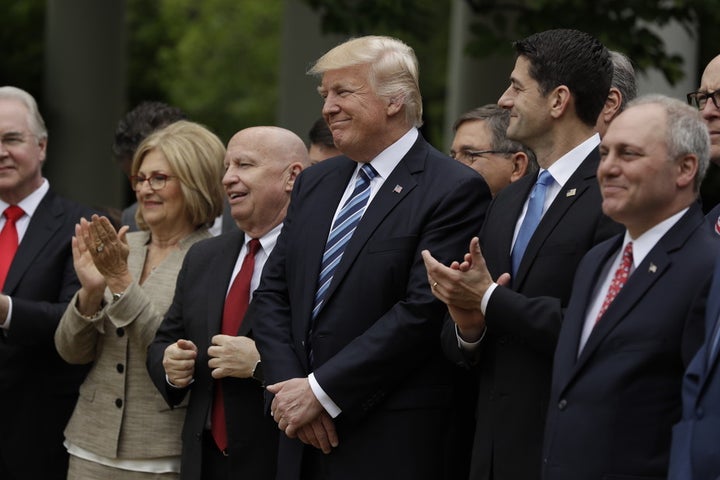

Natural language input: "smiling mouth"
[228,192,247,201]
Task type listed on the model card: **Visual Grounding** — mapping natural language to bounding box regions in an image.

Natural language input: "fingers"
[497,272,512,287]
[318,413,339,449]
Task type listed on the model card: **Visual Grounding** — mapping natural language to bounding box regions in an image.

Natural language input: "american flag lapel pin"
[648,263,657,273]
[565,188,576,197]
[393,184,403,194]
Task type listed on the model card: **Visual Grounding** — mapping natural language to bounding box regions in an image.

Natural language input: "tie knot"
[360,163,378,182]
[3,205,24,223]
[537,169,554,187]
[247,238,261,257]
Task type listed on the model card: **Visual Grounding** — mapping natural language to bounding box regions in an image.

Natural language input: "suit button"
[115,398,123,408]
[116,327,125,337]
[695,407,704,419]
[558,399,567,410]
[116,363,124,373]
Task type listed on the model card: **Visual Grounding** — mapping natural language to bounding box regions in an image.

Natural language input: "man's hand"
[208,334,260,379]
[296,411,339,454]
[163,339,197,388]
[267,378,324,438]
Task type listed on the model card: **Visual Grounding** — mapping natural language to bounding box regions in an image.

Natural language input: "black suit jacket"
[442,148,623,480]
[542,204,715,480]
[0,189,94,479]
[250,135,491,480]
[147,229,277,480]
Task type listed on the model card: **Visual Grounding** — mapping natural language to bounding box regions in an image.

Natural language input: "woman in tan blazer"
[55,121,226,479]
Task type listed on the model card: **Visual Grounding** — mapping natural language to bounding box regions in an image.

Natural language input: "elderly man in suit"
[0,86,95,479]
[249,35,491,480]
[147,126,309,479]
[424,29,621,480]
[541,95,716,479]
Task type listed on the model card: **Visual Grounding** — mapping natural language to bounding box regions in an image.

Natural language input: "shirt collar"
[546,134,600,188]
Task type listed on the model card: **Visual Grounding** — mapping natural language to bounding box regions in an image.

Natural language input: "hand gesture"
[163,339,198,388]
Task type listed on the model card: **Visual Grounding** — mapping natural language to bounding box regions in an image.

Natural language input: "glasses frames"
[450,149,515,165]
[687,89,720,110]
[130,173,176,191]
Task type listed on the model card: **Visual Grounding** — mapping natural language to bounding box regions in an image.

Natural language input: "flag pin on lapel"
[565,188,576,197]
[393,184,403,194]
[648,263,657,273]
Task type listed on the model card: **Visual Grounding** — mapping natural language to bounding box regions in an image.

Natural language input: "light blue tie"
[511,169,554,277]
[312,163,377,319]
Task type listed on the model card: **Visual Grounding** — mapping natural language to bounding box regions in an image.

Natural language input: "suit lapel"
[207,230,245,343]
[4,191,65,294]
[488,175,534,278]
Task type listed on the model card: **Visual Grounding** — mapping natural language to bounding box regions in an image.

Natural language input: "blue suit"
[669,241,720,480]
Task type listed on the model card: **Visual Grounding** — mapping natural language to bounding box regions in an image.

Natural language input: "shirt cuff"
[456,323,487,351]
[481,282,498,314]
[165,374,193,389]
[308,373,341,418]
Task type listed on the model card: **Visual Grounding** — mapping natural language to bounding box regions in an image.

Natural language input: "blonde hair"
[308,35,423,128]
[131,120,225,230]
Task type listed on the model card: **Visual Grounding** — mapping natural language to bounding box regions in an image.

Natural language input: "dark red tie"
[595,242,633,324]
[212,238,261,453]
[0,205,25,290]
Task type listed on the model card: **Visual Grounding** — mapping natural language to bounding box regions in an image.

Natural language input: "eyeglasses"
[687,89,720,110]
[130,173,176,191]
[450,149,514,165]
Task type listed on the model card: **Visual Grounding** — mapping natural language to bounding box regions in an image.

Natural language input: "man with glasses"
[450,104,537,196]
[0,86,96,479]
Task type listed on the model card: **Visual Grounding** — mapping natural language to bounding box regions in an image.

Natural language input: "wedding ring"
[96,243,105,253]
[432,281,438,289]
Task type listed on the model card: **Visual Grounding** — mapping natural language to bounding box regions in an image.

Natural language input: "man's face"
[698,56,720,164]
[598,103,680,236]
[223,132,292,233]
[498,56,552,149]
[451,120,515,196]
[0,98,46,204]
[319,64,391,162]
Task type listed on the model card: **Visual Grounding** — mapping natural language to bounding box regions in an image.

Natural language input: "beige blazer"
[55,229,211,459]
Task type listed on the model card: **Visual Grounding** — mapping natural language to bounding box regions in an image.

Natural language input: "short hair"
[308,35,423,128]
[454,104,538,175]
[131,120,225,230]
[609,51,637,112]
[308,117,335,149]
[629,94,710,193]
[514,29,612,127]
[0,86,48,140]
[112,101,186,162]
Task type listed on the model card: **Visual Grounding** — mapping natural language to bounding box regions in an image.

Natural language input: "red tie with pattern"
[0,205,25,290]
[595,241,633,324]
[211,238,261,453]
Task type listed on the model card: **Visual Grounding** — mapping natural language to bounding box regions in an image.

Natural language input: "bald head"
[223,126,309,237]
[698,55,720,164]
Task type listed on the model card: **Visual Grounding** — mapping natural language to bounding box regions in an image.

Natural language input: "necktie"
[595,241,633,324]
[511,170,554,277]
[312,163,377,319]
[212,238,261,453]
[0,205,25,290]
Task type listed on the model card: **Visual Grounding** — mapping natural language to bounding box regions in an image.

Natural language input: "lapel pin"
[648,263,657,273]
[393,184,403,194]
[565,188,576,197]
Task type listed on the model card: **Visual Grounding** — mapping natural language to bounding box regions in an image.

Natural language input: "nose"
[222,167,237,188]
[498,87,513,109]
[701,98,720,120]
[322,92,340,116]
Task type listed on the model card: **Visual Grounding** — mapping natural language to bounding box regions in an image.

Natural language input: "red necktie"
[0,205,25,290]
[212,238,261,453]
[595,241,633,324]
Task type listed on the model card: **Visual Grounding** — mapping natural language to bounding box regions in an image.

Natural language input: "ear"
[549,85,571,119]
[601,88,623,124]
[284,163,303,192]
[676,154,698,190]
[386,96,404,117]
[38,136,47,164]
[509,152,529,183]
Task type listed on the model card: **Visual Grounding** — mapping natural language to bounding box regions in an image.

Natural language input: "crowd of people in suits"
[1,27,720,480]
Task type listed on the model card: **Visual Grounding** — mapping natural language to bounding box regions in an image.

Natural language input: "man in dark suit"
[541,95,716,479]
[147,126,309,479]
[0,86,94,479]
[249,35,491,480]
[424,29,620,480]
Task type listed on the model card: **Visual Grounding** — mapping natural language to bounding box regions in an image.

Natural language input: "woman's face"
[134,149,189,231]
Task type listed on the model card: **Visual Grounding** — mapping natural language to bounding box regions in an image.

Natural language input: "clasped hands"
[267,378,339,454]
[421,236,510,343]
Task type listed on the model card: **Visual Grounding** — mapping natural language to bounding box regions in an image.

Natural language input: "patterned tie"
[212,238,261,453]
[312,163,377,319]
[511,170,554,276]
[0,205,25,290]
[595,242,633,324]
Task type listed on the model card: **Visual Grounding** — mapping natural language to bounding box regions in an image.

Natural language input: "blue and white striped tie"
[312,163,377,319]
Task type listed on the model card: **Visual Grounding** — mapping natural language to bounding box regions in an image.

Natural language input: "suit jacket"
[542,204,715,480]
[147,229,278,480]
[55,229,210,462]
[441,148,622,480]
[0,189,95,479]
[250,134,491,480]
[705,202,720,237]
[668,245,720,480]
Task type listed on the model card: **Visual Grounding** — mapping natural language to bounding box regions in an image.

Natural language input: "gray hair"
[610,51,637,113]
[0,86,48,140]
